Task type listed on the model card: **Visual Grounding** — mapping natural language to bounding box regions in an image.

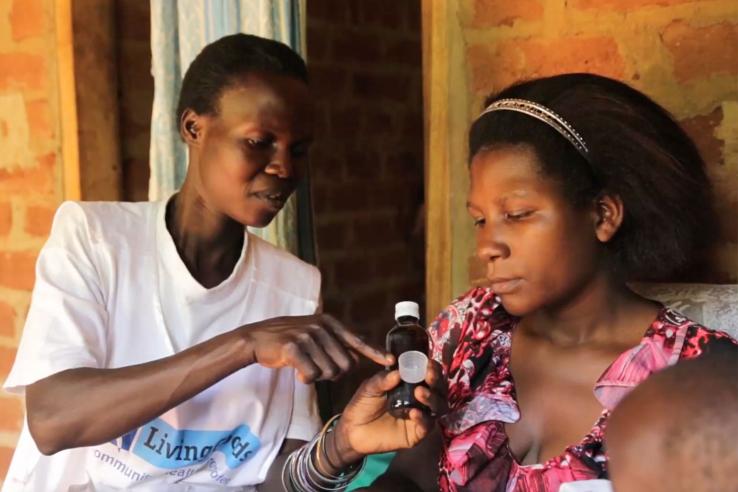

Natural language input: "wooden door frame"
[55,0,122,202]
[56,0,81,201]
[422,0,473,318]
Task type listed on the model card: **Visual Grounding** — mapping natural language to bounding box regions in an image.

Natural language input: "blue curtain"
[149,0,306,255]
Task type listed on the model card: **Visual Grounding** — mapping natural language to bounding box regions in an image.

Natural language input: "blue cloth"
[347,453,396,490]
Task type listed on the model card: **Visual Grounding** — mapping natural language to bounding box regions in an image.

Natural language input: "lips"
[250,190,289,209]
[488,277,522,294]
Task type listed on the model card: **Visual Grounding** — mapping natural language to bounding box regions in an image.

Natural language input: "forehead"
[468,146,562,204]
[214,72,313,130]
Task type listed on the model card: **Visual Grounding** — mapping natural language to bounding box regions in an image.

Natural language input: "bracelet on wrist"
[281,414,366,492]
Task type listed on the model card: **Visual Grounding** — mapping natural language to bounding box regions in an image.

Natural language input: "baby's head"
[607,349,738,492]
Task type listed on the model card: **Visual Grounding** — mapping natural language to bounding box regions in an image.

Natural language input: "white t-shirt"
[3,199,322,491]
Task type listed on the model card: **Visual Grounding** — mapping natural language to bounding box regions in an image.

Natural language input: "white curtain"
[149,0,306,253]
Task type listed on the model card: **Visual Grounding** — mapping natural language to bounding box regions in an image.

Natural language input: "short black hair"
[469,73,718,281]
[176,33,308,125]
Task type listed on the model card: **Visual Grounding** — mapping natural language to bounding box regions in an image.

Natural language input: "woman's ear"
[593,193,624,243]
[180,109,202,145]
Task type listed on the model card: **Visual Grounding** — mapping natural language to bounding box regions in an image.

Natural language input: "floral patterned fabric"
[429,287,738,492]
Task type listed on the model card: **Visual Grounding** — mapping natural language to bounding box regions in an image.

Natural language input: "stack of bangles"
[282,414,366,492]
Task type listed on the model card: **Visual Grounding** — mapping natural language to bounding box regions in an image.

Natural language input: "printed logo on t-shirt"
[105,418,261,482]
[133,418,261,468]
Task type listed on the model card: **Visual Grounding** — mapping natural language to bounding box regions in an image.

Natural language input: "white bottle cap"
[398,351,428,384]
[394,301,419,321]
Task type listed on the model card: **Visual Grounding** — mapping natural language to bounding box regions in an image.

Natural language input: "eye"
[244,136,273,150]
[504,210,533,221]
[472,217,486,228]
[290,141,311,159]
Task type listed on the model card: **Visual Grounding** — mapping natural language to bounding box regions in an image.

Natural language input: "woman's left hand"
[327,361,447,467]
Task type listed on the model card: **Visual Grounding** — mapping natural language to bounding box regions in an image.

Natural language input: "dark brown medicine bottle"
[386,301,429,418]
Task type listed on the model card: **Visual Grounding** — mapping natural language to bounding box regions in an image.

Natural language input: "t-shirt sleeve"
[4,202,108,394]
[285,378,321,442]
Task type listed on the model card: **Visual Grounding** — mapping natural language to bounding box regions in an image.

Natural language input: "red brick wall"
[306,1,425,409]
[0,0,64,480]
[0,1,150,481]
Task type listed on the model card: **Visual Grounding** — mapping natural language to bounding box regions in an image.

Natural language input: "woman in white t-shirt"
[3,34,443,491]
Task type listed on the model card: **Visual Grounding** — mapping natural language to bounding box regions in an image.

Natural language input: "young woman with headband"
[336,73,738,492]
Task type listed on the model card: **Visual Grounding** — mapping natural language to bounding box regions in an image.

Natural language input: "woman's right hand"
[238,314,393,383]
[325,361,448,468]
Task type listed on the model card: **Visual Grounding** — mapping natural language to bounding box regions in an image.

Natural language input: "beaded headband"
[478,98,590,159]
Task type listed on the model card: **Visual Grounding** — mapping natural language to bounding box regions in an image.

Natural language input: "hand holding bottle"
[326,361,448,467]
[320,301,448,469]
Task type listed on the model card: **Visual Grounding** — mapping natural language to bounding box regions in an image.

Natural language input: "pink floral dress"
[429,288,737,492]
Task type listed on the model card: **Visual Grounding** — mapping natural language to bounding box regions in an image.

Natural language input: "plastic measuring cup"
[398,350,428,384]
